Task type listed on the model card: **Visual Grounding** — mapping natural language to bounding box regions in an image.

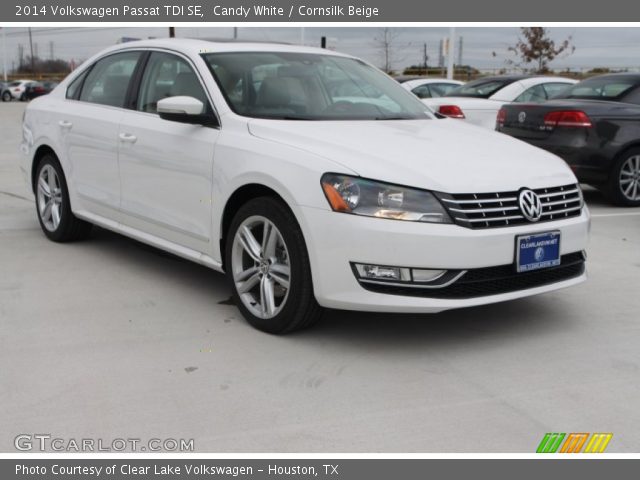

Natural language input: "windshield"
[445,78,515,98]
[201,52,432,120]
[558,77,639,100]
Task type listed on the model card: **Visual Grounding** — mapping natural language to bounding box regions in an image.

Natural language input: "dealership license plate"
[516,231,561,272]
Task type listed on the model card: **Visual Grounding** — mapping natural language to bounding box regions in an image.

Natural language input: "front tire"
[225,197,323,334]
[605,148,640,206]
[1,91,11,102]
[35,154,93,242]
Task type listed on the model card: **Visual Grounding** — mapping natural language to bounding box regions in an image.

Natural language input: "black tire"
[34,154,93,242]
[1,91,11,102]
[604,148,640,207]
[225,196,323,334]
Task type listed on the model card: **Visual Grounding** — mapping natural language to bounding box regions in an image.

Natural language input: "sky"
[3,26,640,73]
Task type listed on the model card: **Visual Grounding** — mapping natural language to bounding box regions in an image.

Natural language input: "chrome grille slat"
[438,184,583,229]
[455,214,525,223]
[448,205,520,214]
[441,196,518,204]
[538,188,580,199]
[542,198,582,207]
[541,205,582,216]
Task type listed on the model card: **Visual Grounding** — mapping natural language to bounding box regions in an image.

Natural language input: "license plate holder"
[516,231,561,273]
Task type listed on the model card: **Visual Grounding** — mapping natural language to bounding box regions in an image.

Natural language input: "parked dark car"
[496,73,640,206]
[22,81,58,101]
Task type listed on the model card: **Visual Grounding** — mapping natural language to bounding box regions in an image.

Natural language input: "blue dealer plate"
[516,231,561,273]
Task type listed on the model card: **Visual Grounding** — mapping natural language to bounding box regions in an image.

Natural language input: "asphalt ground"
[1,101,639,452]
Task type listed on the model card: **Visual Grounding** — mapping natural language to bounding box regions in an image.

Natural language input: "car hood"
[247,118,577,193]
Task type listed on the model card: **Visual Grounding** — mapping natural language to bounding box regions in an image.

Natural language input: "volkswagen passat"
[21,39,590,333]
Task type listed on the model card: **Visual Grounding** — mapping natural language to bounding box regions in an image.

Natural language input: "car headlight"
[320,173,452,224]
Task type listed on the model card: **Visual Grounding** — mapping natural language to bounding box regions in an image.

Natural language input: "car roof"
[394,75,422,83]
[469,75,533,83]
[581,73,640,82]
[104,37,354,59]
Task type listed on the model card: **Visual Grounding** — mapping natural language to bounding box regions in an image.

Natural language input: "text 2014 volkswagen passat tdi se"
[21,39,590,333]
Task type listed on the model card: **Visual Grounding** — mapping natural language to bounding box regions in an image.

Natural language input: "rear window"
[445,78,515,98]
[559,77,639,100]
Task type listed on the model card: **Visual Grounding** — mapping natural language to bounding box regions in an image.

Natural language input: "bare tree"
[495,27,575,73]
[374,28,404,74]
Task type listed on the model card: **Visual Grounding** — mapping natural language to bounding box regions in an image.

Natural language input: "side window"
[430,83,459,97]
[66,69,90,100]
[543,82,572,99]
[515,84,547,103]
[137,52,209,114]
[79,51,141,108]
[622,87,640,105]
[411,85,432,99]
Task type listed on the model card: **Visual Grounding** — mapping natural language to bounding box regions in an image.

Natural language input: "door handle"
[119,133,137,144]
[58,120,73,130]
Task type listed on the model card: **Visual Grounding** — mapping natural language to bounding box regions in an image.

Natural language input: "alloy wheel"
[620,155,640,201]
[37,165,63,232]
[231,215,291,319]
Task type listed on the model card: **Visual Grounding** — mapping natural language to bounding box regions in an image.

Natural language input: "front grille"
[359,252,585,299]
[437,184,583,229]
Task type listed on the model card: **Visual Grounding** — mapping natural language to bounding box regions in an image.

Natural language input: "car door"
[117,50,219,252]
[60,50,142,220]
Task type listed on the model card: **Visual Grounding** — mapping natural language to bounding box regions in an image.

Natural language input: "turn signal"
[321,182,351,212]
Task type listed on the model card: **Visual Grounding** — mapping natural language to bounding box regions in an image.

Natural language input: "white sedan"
[423,75,577,129]
[6,79,33,100]
[21,39,589,333]
[399,78,464,99]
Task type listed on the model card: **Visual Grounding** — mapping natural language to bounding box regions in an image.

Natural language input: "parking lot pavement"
[1,101,639,453]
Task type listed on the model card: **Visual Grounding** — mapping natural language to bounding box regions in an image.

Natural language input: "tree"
[16,56,72,75]
[498,27,575,73]
[373,28,404,74]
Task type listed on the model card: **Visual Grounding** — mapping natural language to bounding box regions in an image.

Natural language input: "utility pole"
[446,27,456,80]
[28,27,35,75]
[49,41,54,61]
[422,42,428,74]
[1,28,7,81]
[300,27,305,46]
[169,27,175,38]
[458,36,463,67]
[233,27,238,39]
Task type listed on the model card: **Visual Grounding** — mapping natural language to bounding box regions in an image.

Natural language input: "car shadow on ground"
[581,184,610,208]
[83,226,575,352]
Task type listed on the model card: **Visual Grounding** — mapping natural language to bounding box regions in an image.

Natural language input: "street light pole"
[28,27,35,76]
[446,27,455,80]
[1,28,7,81]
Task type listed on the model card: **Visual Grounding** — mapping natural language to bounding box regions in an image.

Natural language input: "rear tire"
[605,148,640,207]
[225,196,323,334]
[35,154,93,242]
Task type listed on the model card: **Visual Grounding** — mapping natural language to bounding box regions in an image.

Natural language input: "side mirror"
[157,96,219,127]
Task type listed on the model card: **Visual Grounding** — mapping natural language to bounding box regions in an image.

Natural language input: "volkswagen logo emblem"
[518,111,527,123]
[518,189,543,222]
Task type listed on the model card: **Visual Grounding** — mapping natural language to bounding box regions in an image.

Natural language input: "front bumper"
[300,206,590,312]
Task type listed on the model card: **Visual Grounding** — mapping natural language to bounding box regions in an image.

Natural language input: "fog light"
[412,269,447,282]
[355,264,411,282]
